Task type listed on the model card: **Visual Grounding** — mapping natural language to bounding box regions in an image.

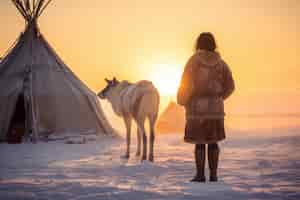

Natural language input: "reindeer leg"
[149,116,156,162]
[136,127,141,157]
[137,120,147,162]
[123,116,132,159]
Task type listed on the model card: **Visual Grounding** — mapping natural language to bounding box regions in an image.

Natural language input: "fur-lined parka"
[177,50,235,144]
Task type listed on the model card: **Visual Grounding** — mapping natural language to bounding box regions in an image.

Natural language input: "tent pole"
[32,0,36,15]
[33,0,45,19]
[33,0,42,17]
[16,0,30,21]
[11,0,28,20]
[38,0,52,18]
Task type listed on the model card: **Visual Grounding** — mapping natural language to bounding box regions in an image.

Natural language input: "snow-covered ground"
[0,132,300,200]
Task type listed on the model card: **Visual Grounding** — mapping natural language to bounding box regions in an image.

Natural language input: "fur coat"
[177,50,235,144]
[177,50,235,119]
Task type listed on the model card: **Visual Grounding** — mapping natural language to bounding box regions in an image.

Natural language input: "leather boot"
[208,143,220,182]
[191,144,206,182]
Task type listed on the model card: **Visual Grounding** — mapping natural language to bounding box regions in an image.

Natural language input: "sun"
[149,63,182,96]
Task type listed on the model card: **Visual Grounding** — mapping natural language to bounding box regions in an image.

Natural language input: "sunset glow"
[0,0,299,114]
[149,63,182,95]
[0,2,299,197]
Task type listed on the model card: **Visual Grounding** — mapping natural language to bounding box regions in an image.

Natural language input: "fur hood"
[196,50,221,66]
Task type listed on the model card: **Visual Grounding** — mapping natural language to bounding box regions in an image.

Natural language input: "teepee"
[156,101,185,134]
[0,0,116,142]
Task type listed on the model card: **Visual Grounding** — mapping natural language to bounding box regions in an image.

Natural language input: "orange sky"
[0,0,299,114]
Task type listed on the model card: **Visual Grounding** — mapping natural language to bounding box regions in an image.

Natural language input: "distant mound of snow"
[156,101,185,134]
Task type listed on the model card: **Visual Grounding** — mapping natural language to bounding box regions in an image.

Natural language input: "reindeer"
[98,78,160,162]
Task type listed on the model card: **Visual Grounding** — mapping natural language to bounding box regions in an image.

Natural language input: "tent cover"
[0,0,116,142]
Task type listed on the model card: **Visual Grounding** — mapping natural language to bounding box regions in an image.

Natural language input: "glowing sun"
[149,63,182,96]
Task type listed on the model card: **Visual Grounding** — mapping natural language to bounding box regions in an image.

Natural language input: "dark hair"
[195,32,217,52]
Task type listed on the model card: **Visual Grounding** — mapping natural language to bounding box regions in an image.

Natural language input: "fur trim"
[196,50,221,66]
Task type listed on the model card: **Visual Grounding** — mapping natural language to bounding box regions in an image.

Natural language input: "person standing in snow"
[177,32,235,182]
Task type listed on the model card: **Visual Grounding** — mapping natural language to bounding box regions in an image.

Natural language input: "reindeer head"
[98,77,119,99]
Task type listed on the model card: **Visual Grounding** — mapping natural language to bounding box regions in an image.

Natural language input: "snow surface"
[0,133,300,200]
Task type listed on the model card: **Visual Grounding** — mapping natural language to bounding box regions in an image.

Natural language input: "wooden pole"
[32,0,36,15]
[34,0,41,16]
[11,0,28,20]
[38,0,52,18]
[34,0,45,19]
[18,0,30,19]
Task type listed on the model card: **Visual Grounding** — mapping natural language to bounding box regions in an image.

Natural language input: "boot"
[191,144,206,182]
[208,143,220,182]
